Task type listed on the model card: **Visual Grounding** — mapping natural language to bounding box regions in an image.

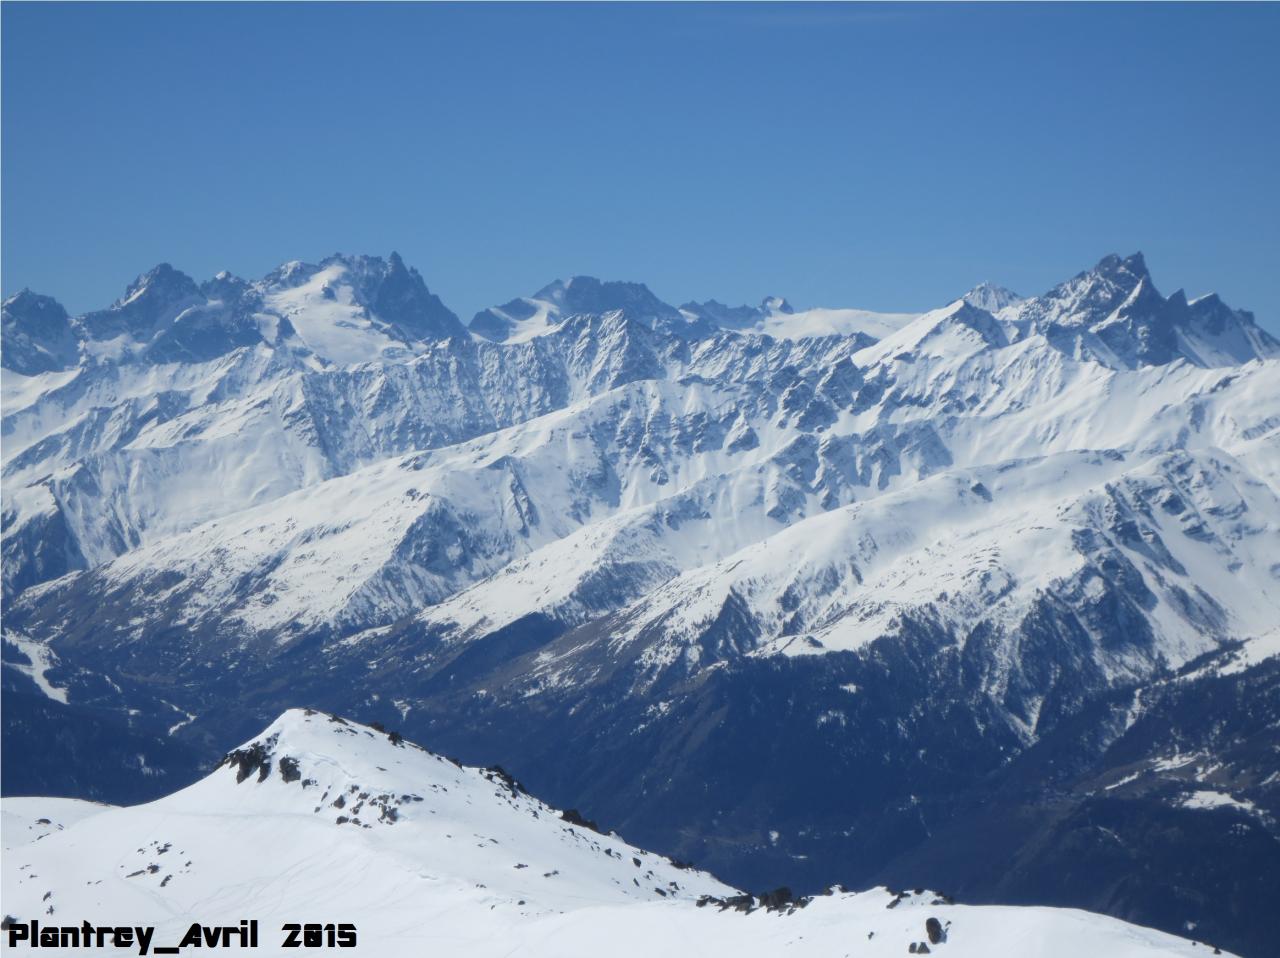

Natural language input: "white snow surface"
[0,710,1230,957]
[474,297,564,343]
[260,262,420,365]
[2,631,69,703]
[1178,789,1263,817]
[1217,627,1280,677]
[754,306,921,341]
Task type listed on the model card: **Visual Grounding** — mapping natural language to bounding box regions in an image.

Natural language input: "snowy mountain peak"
[858,297,1008,363]
[71,262,207,349]
[1182,291,1280,365]
[1095,250,1149,281]
[327,251,466,342]
[262,258,314,288]
[0,289,77,374]
[762,295,794,315]
[113,262,202,311]
[199,269,249,302]
[2,287,65,316]
[1038,251,1154,327]
[207,708,734,909]
[471,275,686,342]
[534,275,681,322]
[999,251,1278,368]
[2,708,736,927]
[677,297,768,331]
[961,281,1023,314]
[246,253,465,362]
[1,288,69,331]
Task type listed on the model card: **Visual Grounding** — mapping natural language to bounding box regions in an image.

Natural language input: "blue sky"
[4,2,1278,330]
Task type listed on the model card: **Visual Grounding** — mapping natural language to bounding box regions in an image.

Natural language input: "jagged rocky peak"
[114,263,203,311]
[71,262,204,344]
[534,275,681,321]
[2,289,70,336]
[1096,250,1150,283]
[260,257,319,289]
[1034,251,1155,327]
[245,251,467,349]
[1187,290,1265,335]
[328,251,465,342]
[678,297,768,331]
[1004,251,1278,368]
[0,289,78,374]
[471,274,684,341]
[2,287,69,324]
[5,249,1273,373]
[676,294,792,332]
[3,251,469,371]
[1182,292,1280,364]
[199,269,250,301]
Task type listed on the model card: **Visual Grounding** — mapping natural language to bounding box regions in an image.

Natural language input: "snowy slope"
[680,293,920,341]
[758,305,921,341]
[581,447,1277,667]
[0,710,1230,957]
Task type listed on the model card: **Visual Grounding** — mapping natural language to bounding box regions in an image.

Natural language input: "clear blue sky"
[4,2,1278,330]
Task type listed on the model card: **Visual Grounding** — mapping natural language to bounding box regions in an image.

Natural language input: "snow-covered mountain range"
[3,251,1278,955]
[1,710,1236,956]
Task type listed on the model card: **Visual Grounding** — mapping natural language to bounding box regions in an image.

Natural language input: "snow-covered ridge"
[1,252,465,377]
[4,251,1279,742]
[680,294,922,341]
[0,710,1233,956]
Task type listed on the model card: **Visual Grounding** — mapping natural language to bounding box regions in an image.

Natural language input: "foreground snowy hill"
[0,710,1232,956]
[4,251,1278,955]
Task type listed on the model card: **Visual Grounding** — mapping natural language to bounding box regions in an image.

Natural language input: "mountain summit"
[1005,252,1278,367]
[470,275,684,342]
[961,281,1022,314]
[0,289,77,374]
